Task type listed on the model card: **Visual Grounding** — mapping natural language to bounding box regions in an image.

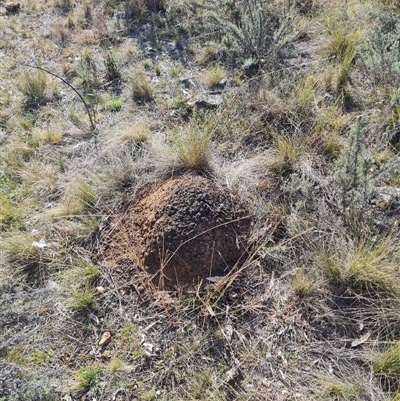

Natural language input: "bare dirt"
[98,173,252,289]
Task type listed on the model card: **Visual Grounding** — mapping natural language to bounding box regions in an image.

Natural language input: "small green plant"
[131,72,153,102]
[106,96,123,111]
[63,260,99,287]
[76,49,100,94]
[76,366,102,389]
[210,0,295,64]
[334,122,375,232]
[169,95,190,118]
[373,341,400,376]
[30,349,54,364]
[104,52,121,83]
[116,322,144,361]
[67,288,97,311]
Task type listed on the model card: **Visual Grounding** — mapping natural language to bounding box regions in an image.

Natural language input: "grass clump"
[73,179,98,212]
[201,66,225,90]
[61,259,99,311]
[269,135,305,177]
[76,366,102,389]
[321,377,361,400]
[117,121,149,144]
[62,260,99,287]
[322,237,400,298]
[17,71,48,108]
[291,268,319,299]
[1,231,42,270]
[67,288,97,311]
[31,128,63,145]
[373,341,400,377]
[172,129,212,172]
[131,72,153,102]
[0,195,23,230]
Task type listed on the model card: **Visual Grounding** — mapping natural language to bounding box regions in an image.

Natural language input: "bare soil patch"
[98,173,252,289]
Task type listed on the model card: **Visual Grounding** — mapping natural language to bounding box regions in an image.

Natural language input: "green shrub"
[209,0,296,64]
[333,122,374,232]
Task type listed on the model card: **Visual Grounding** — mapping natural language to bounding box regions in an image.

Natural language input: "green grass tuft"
[76,366,102,389]
[373,341,400,376]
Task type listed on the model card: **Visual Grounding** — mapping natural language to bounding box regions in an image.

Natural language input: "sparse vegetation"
[2,0,400,400]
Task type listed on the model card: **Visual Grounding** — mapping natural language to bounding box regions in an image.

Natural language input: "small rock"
[213,78,228,91]
[88,312,100,325]
[187,94,223,111]
[98,331,112,347]
[113,10,125,19]
[95,286,105,294]
[179,77,195,89]
[5,2,20,13]
[242,60,260,78]
[32,238,47,249]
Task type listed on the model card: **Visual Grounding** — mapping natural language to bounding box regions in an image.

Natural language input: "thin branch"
[20,60,97,135]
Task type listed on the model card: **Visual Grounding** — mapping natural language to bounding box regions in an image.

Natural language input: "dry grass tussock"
[1,0,400,400]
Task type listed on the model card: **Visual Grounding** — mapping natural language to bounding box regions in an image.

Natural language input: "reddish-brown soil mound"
[98,174,252,288]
